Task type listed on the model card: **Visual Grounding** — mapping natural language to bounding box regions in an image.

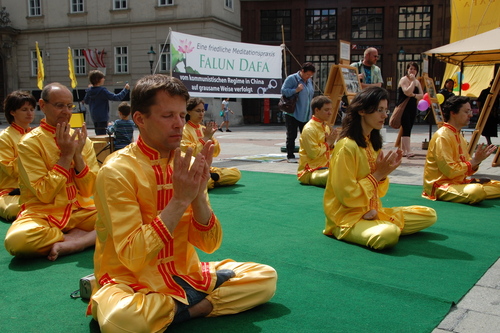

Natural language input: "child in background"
[107,102,135,150]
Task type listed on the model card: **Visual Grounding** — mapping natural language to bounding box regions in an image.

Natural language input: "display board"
[422,74,444,126]
[467,69,500,162]
[323,64,362,124]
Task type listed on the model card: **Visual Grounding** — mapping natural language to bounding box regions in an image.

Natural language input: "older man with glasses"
[351,47,384,90]
[4,82,99,261]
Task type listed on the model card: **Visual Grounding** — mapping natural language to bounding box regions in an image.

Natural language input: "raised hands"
[172,141,214,205]
[372,149,403,182]
[326,127,338,148]
[202,121,218,141]
[55,122,87,171]
[471,143,497,169]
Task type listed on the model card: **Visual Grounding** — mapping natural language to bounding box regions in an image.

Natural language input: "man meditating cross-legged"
[88,75,277,332]
[4,83,98,261]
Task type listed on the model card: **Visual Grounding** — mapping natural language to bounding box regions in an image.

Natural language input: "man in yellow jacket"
[89,75,277,332]
[4,83,99,261]
[298,95,338,187]
[423,95,500,204]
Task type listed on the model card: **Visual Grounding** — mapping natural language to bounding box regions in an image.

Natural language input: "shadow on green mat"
[86,302,290,332]
[7,247,95,271]
[171,302,291,332]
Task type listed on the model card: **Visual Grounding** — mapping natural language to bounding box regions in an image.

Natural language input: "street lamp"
[398,46,405,78]
[147,46,156,74]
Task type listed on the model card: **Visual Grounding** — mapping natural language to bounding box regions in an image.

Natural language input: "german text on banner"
[170,31,282,98]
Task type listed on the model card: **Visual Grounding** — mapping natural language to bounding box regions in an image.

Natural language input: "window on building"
[113,0,127,10]
[29,0,42,16]
[305,54,336,94]
[224,0,233,11]
[115,46,128,74]
[159,43,171,73]
[70,0,84,13]
[73,48,86,75]
[351,7,383,39]
[261,10,291,41]
[31,50,39,77]
[305,9,337,40]
[158,0,173,5]
[398,6,432,39]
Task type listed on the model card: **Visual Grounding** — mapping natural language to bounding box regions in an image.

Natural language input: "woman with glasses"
[323,87,436,250]
[181,97,241,189]
[396,62,424,157]
[0,91,36,221]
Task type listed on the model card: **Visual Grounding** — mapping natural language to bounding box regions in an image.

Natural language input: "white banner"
[170,31,282,98]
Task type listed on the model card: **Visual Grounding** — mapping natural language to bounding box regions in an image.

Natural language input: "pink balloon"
[417,99,429,111]
[462,83,470,91]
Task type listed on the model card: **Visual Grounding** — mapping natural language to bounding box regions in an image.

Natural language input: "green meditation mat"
[1,170,499,332]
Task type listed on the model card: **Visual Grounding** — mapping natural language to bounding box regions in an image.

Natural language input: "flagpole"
[163,27,172,76]
[281,25,287,77]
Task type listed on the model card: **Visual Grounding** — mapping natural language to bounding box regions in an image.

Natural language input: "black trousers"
[94,121,108,135]
[285,114,306,159]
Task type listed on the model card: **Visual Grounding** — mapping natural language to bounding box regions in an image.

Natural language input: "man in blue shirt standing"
[281,62,316,163]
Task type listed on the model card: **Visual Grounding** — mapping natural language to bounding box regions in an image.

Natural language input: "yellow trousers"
[332,206,437,250]
[4,208,96,257]
[0,194,20,222]
[208,167,241,189]
[299,168,329,187]
[91,259,277,333]
[434,180,500,204]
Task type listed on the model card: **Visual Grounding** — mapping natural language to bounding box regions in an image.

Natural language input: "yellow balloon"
[436,93,445,104]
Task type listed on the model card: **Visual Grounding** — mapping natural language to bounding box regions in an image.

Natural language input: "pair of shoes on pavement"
[287,158,298,163]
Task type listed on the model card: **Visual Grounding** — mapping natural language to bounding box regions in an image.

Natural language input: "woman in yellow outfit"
[181,97,241,189]
[323,87,437,250]
[0,91,36,221]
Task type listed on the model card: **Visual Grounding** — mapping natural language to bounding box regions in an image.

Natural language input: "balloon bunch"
[417,93,431,111]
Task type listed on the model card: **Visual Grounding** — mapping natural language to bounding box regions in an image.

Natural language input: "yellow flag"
[35,42,44,90]
[68,47,78,89]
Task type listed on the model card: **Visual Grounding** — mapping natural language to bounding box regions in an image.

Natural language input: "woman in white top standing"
[397,62,423,157]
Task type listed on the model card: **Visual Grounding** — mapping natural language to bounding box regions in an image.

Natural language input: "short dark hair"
[301,62,316,73]
[187,97,205,111]
[88,70,105,86]
[311,95,332,114]
[340,86,389,151]
[131,74,190,118]
[118,102,131,117]
[407,62,419,74]
[441,95,470,122]
[3,91,37,124]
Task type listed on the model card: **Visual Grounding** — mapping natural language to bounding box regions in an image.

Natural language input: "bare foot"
[188,298,213,318]
[47,229,96,261]
[363,209,378,220]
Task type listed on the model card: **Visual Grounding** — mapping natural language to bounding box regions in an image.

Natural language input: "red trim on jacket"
[11,122,31,135]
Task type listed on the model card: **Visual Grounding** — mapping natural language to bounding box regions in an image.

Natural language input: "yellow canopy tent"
[423,27,500,164]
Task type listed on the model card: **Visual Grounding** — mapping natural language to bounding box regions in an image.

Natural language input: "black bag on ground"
[278,94,298,114]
